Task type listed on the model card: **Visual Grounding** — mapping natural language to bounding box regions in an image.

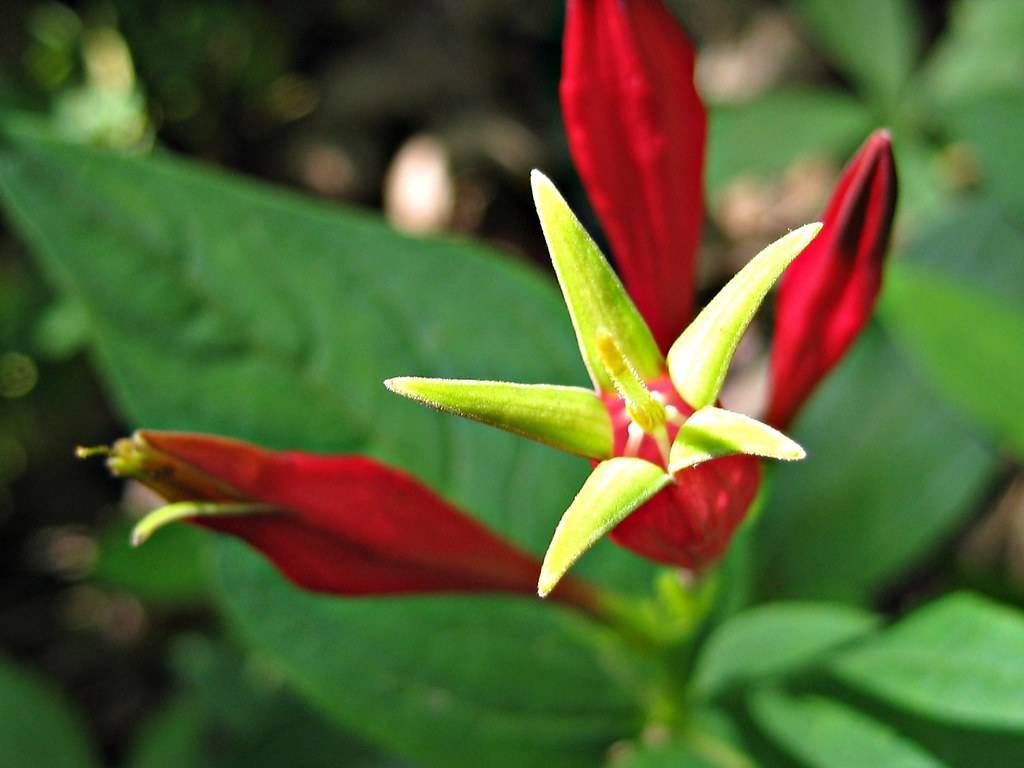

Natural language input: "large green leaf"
[129,637,414,768]
[754,326,997,603]
[0,122,658,765]
[0,657,97,768]
[882,262,1024,457]
[833,592,1024,729]
[217,541,650,768]
[706,89,871,199]
[845,699,1024,768]
[691,603,877,700]
[0,120,661,590]
[748,689,944,768]
[791,0,920,112]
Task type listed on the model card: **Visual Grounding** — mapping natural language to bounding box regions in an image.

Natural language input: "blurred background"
[1,0,1022,765]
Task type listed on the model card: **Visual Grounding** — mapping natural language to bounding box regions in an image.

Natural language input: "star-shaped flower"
[387,0,896,597]
[388,172,820,596]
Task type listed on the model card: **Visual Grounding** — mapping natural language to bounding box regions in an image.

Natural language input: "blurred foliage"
[1,0,1023,765]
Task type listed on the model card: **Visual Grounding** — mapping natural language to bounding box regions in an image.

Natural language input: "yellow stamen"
[595,328,666,435]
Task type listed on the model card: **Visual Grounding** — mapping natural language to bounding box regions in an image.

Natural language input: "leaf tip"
[796,221,823,243]
[783,440,807,461]
[537,565,560,599]
[538,524,580,599]
[530,168,559,209]
[383,376,427,403]
[129,524,149,548]
[383,376,407,394]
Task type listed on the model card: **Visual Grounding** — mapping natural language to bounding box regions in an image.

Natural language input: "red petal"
[561,0,706,351]
[599,376,761,570]
[611,456,761,570]
[766,130,897,429]
[135,431,599,608]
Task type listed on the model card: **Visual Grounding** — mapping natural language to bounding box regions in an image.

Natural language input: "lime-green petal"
[539,458,672,597]
[132,501,277,546]
[385,377,613,459]
[669,406,806,473]
[667,223,822,409]
[531,170,664,391]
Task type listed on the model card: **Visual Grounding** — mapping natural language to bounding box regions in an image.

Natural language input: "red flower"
[97,0,897,603]
[556,1,897,570]
[766,130,898,429]
[561,0,706,351]
[391,1,896,594]
[90,431,602,613]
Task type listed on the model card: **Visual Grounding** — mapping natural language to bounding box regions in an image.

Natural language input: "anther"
[595,329,666,434]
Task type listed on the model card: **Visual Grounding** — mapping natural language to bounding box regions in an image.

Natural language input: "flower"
[387,0,897,596]
[79,431,602,613]
[767,129,898,429]
[90,0,896,608]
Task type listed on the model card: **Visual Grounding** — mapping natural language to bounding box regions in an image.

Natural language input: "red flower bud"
[97,431,601,612]
[767,130,898,429]
[561,0,706,351]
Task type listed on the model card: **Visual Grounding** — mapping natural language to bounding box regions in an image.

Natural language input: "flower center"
[602,373,693,469]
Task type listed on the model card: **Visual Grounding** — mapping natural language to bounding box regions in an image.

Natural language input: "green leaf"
[130,638,413,768]
[0,657,97,768]
[792,0,920,111]
[891,197,1024,307]
[754,327,998,603]
[942,91,1024,221]
[691,603,878,699]
[540,458,672,597]
[833,592,1024,729]
[881,262,1024,457]
[892,138,949,226]
[530,170,664,391]
[218,542,652,768]
[845,700,1024,768]
[922,0,1024,106]
[384,378,612,459]
[706,89,872,199]
[667,223,821,410]
[0,120,657,585]
[669,407,804,473]
[0,122,657,765]
[748,689,944,768]
[92,519,208,604]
